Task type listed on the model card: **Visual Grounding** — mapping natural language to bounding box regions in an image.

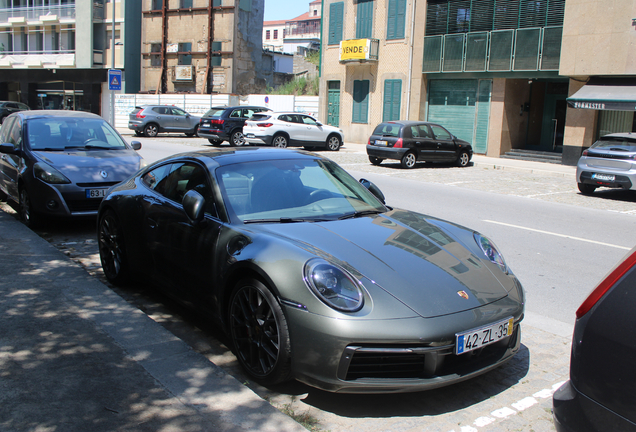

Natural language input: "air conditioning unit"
[173,65,195,82]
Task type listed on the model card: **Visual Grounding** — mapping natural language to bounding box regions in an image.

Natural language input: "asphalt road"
[7,134,636,432]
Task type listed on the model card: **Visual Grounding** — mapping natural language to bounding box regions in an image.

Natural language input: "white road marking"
[484,220,631,250]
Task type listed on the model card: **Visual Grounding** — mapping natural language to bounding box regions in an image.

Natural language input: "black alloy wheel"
[98,210,131,285]
[185,125,199,137]
[327,135,341,151]
[144,123,159,137]
[401,152,417,169]
[19,187,40,228]
[208,138,223,146]
[229,279,291,385]
[456,151,470,167]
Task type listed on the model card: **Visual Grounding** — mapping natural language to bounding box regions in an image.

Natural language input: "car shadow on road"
[379,161,475,170]
[580,188,636,203]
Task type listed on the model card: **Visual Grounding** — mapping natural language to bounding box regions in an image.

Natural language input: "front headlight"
[474,233,508,274]
[304,259,364,312]
[34,162,71,184]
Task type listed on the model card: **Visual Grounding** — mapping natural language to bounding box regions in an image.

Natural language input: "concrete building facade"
[140,0,267,95]
[0,0,140,114]
[319,0,636,166]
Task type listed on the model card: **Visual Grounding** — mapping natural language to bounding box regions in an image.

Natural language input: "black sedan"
[367,121,473,168]
[98,148,524,393]
[553,246,636,431]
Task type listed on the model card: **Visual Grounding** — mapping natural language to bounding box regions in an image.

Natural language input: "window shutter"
[383,80,402,122]
[329,2,344,45]
[356,0,374,39]
[387,0,406,40]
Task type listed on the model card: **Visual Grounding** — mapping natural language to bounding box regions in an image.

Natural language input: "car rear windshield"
[204,108,227,118]
[591,137,636,152]
[373,123,401,137]
[250,114,271,121]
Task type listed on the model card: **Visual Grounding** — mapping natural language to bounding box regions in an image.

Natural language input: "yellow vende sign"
[340,39,369,61]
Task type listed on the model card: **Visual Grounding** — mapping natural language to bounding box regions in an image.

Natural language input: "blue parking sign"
[108,69,122,91]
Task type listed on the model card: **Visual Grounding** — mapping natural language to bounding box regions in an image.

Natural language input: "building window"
[266,30,270,40]
[150,43,161,67]
[328,2,344,45]
[180,0,193,8]
[152,0,163,11]
[178,42,192,65]
[273,29,278,39]
[386,0,406,40]
[352,80,370,124]
[383,79,402,121]
[356,0,374,39]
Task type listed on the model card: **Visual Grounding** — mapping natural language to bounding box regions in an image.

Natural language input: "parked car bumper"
[128,121,144,132]
[576,157,636,190]
[553,379,636,432]
[366,144,409,160]
[198,128,227,141]
[244,133,273,146]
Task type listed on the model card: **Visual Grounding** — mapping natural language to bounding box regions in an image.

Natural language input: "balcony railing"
[423,26,562,73]
[0,5,76,23]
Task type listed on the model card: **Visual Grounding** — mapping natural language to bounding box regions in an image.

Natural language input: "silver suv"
[128,105,201,137]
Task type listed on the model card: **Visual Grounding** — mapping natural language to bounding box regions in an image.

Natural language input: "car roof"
[376,120,435,127]
[16,110,102,120]
[600,132,636,140]
[210,106,270,110]
[151,147,324,170]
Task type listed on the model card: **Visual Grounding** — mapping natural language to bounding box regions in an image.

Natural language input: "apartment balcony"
[423,27,562,73]
[0,5,76,25]
[339,38,379,64]
[0,52,75,68]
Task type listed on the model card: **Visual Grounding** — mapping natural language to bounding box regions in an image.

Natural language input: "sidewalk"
[0,208,305,432]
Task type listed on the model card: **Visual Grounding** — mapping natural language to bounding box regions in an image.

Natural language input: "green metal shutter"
[327,81,341,127]
[382,80,402,122]
[387,0,406,40]
[427,79,477,146]
[356,0,374,39]
[352,80,370,123]
[329,2,344,45]
[473,80,492,154]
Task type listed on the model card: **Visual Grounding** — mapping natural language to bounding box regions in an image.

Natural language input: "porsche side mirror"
[359,178,386,204]
[183,190,206,224]
[130,141,142,151]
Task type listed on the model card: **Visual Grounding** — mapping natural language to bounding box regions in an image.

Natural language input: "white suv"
[244,112,344,151]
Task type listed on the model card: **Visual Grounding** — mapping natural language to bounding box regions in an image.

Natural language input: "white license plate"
[592,173,615,181]
[86,189,107,198]
[375,140,388,146]
[456,317,514,355]
[246,133,255,138]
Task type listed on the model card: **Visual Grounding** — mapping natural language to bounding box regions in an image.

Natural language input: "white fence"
[108,92,320,129]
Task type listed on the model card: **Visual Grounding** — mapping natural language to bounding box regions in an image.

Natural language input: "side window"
[7,103,18,109]
[230,109,241,118]
[8,117,22,150]
[409,126,419,138]
[430,125,452,140]
[171,108,187,116]
[142,163,172,191]
[301,116,318,126]
[150,162,213,210]
[0,116,16,143]
[418,125,432,139]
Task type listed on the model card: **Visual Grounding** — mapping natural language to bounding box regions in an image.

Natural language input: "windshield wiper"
[244,217,330,224]
[338,210,383,220]
[34,147,65,151]
[84,144,114,150]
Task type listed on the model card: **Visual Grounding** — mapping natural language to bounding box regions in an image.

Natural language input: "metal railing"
[423,26,562,73]
[0,5,76,23]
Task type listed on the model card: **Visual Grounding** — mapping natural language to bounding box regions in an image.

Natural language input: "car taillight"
[582,149,588,156]
[135,111,146,119]
[393,138,403,148]
[209,119,224,126]
[576,249,636,318]
[257,123,273,127]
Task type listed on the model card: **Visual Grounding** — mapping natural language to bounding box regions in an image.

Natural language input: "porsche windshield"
[216,158,387,223]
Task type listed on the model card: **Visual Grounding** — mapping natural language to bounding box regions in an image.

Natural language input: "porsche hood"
[258,210,512,318]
